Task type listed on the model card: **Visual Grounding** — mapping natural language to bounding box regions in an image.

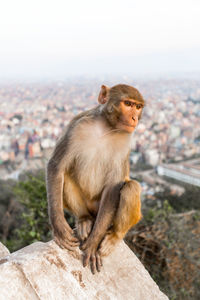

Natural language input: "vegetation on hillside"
[126,200,200,300]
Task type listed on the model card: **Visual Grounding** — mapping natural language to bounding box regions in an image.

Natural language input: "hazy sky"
[0,0,200,79]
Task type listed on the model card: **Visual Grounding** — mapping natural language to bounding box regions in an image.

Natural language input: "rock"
[0,240,168,300]
[0,242,10,258]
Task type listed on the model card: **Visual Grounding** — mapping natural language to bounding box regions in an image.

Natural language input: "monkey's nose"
[132,117,135,121]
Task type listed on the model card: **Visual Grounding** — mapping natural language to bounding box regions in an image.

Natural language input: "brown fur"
[46,84,145,273]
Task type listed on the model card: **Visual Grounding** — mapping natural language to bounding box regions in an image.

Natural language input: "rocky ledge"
[0,240,168,300]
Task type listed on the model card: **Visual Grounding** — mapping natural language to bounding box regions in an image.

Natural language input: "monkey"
[46,84,145,274]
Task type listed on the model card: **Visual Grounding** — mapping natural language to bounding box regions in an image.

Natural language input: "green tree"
[12,171,51,250]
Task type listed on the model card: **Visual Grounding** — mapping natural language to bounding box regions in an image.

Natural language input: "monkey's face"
[98,84,145,134]
[116,99,143,133]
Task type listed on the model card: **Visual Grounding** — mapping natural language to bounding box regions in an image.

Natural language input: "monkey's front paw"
[99,232,120,257]
[76,218,93,242]
[82,247,103,274]
[54,225,79,251]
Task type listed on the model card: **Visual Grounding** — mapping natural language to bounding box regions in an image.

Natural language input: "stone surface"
[0,240,168,300]
[0,242,10,258]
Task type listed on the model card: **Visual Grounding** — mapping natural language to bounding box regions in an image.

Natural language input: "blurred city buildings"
[0,77,200,184]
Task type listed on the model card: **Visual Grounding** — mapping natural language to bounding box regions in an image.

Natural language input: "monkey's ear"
[98,85,110,104]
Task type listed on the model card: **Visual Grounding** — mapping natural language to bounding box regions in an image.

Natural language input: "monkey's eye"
[136,104,142,110]
[124,100,132,106]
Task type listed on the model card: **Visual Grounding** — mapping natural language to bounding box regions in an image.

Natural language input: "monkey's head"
[98,84,145,133]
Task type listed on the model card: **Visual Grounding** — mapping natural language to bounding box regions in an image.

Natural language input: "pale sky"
[0,0,200,79]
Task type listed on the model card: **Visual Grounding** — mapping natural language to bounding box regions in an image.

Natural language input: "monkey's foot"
[76,218,93,242]
[99,232,120,257]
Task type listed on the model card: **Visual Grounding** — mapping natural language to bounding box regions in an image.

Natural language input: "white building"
[157,161,200,187]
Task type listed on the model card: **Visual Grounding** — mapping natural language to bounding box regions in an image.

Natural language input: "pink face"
[116,99,143,133]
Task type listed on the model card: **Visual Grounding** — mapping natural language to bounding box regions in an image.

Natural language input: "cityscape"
[0,76,200,186]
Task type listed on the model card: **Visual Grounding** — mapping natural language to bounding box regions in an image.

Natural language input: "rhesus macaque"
[46,84,145,274]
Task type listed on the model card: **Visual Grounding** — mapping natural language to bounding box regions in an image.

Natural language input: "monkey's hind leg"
[99,180,142,256]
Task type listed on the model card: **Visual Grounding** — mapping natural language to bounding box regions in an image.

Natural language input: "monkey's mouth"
[119,120,136,128]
